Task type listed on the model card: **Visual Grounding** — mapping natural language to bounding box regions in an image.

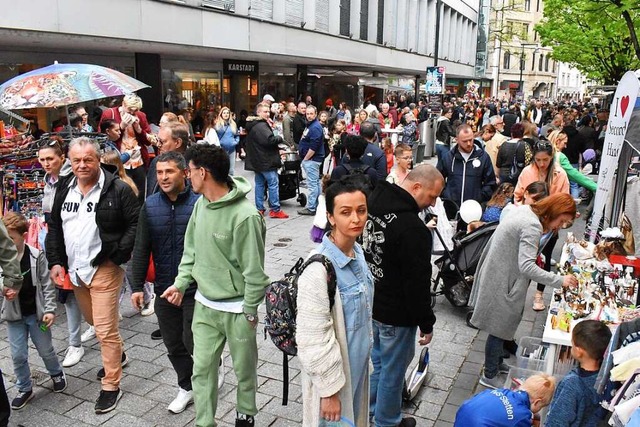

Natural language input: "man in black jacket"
[46,137,139,415]
[292,101,307,146]
[363,164,444,427]
[244,103,289,218]
[130,152,200,414]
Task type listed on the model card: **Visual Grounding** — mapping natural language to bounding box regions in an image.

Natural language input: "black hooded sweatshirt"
[363,181,436,334]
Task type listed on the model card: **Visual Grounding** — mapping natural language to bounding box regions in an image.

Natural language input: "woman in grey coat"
[469,192,578,389]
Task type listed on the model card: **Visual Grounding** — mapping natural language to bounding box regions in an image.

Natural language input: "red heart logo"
[621,95,630,117]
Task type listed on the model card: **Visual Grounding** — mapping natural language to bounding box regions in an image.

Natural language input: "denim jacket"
[318,234,374,392]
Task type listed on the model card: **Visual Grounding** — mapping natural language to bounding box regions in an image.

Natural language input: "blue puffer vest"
[145,185,199,292]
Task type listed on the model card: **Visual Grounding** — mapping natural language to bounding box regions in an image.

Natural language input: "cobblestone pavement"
[0,158,565,426]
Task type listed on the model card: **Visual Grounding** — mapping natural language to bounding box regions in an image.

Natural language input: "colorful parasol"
[0,62,150,110]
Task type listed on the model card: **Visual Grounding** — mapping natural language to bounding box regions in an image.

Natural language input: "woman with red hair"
[469,193,578,390]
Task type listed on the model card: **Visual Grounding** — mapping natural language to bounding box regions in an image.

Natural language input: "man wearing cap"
[325,98,337,122]
[262,94,275,107]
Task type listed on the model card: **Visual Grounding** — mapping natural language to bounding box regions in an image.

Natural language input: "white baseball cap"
[263,94,275,102]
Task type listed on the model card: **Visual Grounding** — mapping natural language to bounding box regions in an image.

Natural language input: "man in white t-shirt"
[46,137,139,414]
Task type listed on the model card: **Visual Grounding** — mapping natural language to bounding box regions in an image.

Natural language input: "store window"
[162,70,221,113]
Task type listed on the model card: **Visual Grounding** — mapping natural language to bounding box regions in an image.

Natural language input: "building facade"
[488,0,557,100]
[0,0,480,128]
[556,63,591,101]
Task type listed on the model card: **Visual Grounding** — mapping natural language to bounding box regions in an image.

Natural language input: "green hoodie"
[556,152,597,192]
[174,176,268,315]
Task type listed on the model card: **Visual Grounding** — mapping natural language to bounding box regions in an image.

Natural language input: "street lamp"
[518,43,540,99]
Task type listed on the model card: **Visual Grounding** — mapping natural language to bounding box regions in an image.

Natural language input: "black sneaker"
[94,389,122,414]
[97,352,129,379]
[150,329,162,340]
[235,413,255,427]
[51,372,67,393]
[11,390,34,410]
[397,417,417,427]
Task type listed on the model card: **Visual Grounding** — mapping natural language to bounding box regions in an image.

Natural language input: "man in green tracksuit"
[162,144,269,427]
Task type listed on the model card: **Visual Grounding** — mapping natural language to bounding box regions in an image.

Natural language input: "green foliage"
[535,0,640,84]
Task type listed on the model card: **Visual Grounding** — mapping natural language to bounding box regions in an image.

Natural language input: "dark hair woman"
[296,176,373,426]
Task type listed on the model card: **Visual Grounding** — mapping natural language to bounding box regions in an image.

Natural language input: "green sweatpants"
[192,301,258,427]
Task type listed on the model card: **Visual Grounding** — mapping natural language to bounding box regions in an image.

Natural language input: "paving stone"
[438,403,459,423]
[102,412,156,427]
[65,400,118,425]
[115,391,159,416]
[453,372,480,391]
[30,389,84,413]
[119,375,160,396]
[141,403,196,427]
[415,400,443,420]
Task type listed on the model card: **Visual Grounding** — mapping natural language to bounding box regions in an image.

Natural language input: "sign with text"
[223,60,259,76]
[588,71,640,241]
[425,66,445,95]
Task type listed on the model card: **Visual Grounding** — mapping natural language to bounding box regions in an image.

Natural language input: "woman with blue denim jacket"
[297,176,374,427]
[214,107,240,175]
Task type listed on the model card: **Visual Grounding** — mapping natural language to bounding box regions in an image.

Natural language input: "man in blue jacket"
[436,124,497,209]
[130,151,200,415]
[297,105,325,215]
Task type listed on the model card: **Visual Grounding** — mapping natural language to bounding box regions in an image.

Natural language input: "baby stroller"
[429,199,499,313]
[278,148,307,207]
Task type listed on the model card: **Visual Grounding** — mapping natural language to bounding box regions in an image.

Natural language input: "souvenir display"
[549,232,640,331]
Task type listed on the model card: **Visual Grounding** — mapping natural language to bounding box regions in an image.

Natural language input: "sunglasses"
[534,141,553,151]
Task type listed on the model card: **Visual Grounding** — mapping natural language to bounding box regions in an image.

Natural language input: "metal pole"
[519,45,524,99]
[434,0,441,66]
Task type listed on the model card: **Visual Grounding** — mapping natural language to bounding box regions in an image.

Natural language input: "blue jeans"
[484,334,505,379]
[369,321,417,427]
[228,151,236,176]
[301,160,321,212]
[65,293,83,347]
[570,163,581,198]
[7,314,63,392]
[254,170,280,212]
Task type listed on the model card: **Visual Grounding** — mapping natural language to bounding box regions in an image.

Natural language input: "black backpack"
[264,254,337,405]
[508,140,526,182]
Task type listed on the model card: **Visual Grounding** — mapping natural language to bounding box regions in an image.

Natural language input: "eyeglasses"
[186,166,209,178]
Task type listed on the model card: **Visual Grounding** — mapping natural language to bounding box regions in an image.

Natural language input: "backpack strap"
[301,254,337,309]
[282,352,289,405]
[280,254,336,406]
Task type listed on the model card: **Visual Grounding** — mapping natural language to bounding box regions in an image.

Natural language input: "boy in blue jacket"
[545,320,612,427]
[455,373,556,426]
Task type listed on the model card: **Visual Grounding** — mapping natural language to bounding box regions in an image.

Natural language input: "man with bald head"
[363,164,444,427]
[436,124,496,208]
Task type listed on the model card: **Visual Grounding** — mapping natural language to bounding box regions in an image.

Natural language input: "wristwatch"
[244,313,258,323]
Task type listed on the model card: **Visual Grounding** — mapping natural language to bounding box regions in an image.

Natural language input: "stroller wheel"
[466,310,477,329]
[297,193,307,207]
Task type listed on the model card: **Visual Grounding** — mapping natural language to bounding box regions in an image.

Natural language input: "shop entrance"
[223,60,259,116]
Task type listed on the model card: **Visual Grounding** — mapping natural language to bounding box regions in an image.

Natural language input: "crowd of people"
[0,89,613,427]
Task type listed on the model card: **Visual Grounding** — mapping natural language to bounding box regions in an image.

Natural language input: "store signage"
[588,71,640,241]
[425,66,445,95]
[223,60,259,76]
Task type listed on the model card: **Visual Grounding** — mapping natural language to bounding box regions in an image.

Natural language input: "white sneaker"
[140,294,156,317]
[62,346,84,367]
[167,388,193,414]
[81,326,96,343]
[218,357,225,390]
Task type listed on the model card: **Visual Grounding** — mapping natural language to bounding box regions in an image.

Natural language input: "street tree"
[535,0,640,84]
